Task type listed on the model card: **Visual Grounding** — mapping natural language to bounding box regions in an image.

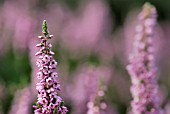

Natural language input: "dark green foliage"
[0,50,31,86]
[0,49,31,114]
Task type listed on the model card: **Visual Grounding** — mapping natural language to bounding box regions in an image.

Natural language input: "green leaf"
[53,107,58,114]
[60,101,65,107]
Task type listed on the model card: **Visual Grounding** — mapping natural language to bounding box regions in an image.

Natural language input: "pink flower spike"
[33,20,68,114]
[126,3,163,114]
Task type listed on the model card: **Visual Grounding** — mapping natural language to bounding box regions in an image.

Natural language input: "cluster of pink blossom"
[126,3,163,114]
[33,20,68,114]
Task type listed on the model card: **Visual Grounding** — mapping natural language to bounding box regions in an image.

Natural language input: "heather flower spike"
[126,3,163,114]
[87,79,107,114]
[33,20,68,114]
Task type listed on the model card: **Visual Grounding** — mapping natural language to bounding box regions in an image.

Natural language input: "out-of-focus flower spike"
[87,78,108,114]
[126,2,163,114]
[9,87,33,114]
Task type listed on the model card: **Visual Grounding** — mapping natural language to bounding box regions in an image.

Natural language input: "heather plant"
[126,3,163,114]
[33,20,68,114]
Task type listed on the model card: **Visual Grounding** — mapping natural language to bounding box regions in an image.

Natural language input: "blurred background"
[0,0,170,114]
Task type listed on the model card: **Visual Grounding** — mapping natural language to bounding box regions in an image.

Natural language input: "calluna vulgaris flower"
[126,3,163,114]
[33,20,68,114]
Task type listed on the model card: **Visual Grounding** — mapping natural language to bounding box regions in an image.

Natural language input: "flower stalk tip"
[42,20,49,36]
